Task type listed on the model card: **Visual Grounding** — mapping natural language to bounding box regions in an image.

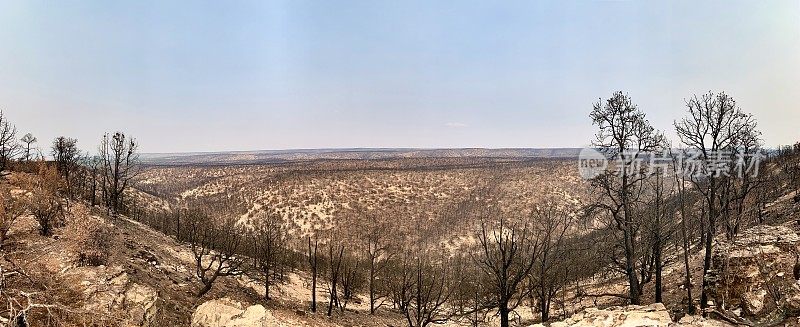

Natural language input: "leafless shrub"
[528,198,577,322]
[19,133,37,163]
[99,132,139,218]
[0,184,24,248]
[51,137,80,198]
[339,253,364,312]
[0,111,19,172]
[21,163,65,237]
[185,211,246,297]
[247,210,288,302]
[77,225,112,267]
[674,91,760,311]
[307,236,320,312]
[588,91,666,305]
[387,251,455,327]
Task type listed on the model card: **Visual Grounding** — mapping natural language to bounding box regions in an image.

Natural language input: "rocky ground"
[13,203,800,326]
[527,303,733,327]
[2,193,406,326]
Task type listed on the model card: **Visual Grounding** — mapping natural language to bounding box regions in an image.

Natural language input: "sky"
[0,1,798,154]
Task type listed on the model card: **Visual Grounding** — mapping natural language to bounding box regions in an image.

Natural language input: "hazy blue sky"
[1,1,798,153]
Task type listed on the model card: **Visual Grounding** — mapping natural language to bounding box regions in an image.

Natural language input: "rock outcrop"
[708,223,800,324]
[77,265,160,326]
[528,303,674,327]
[674,315,734,327]
[527,304,735,327]
[124,283,160,326]
[191,298,282,327]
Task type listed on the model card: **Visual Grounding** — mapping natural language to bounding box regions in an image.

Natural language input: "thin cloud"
[445,122,469,128]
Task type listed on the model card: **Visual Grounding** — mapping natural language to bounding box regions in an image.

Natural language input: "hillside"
[5,165,800,326]
[2,171,409,326]
[135,157,587,244]
[4,149,800,326]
